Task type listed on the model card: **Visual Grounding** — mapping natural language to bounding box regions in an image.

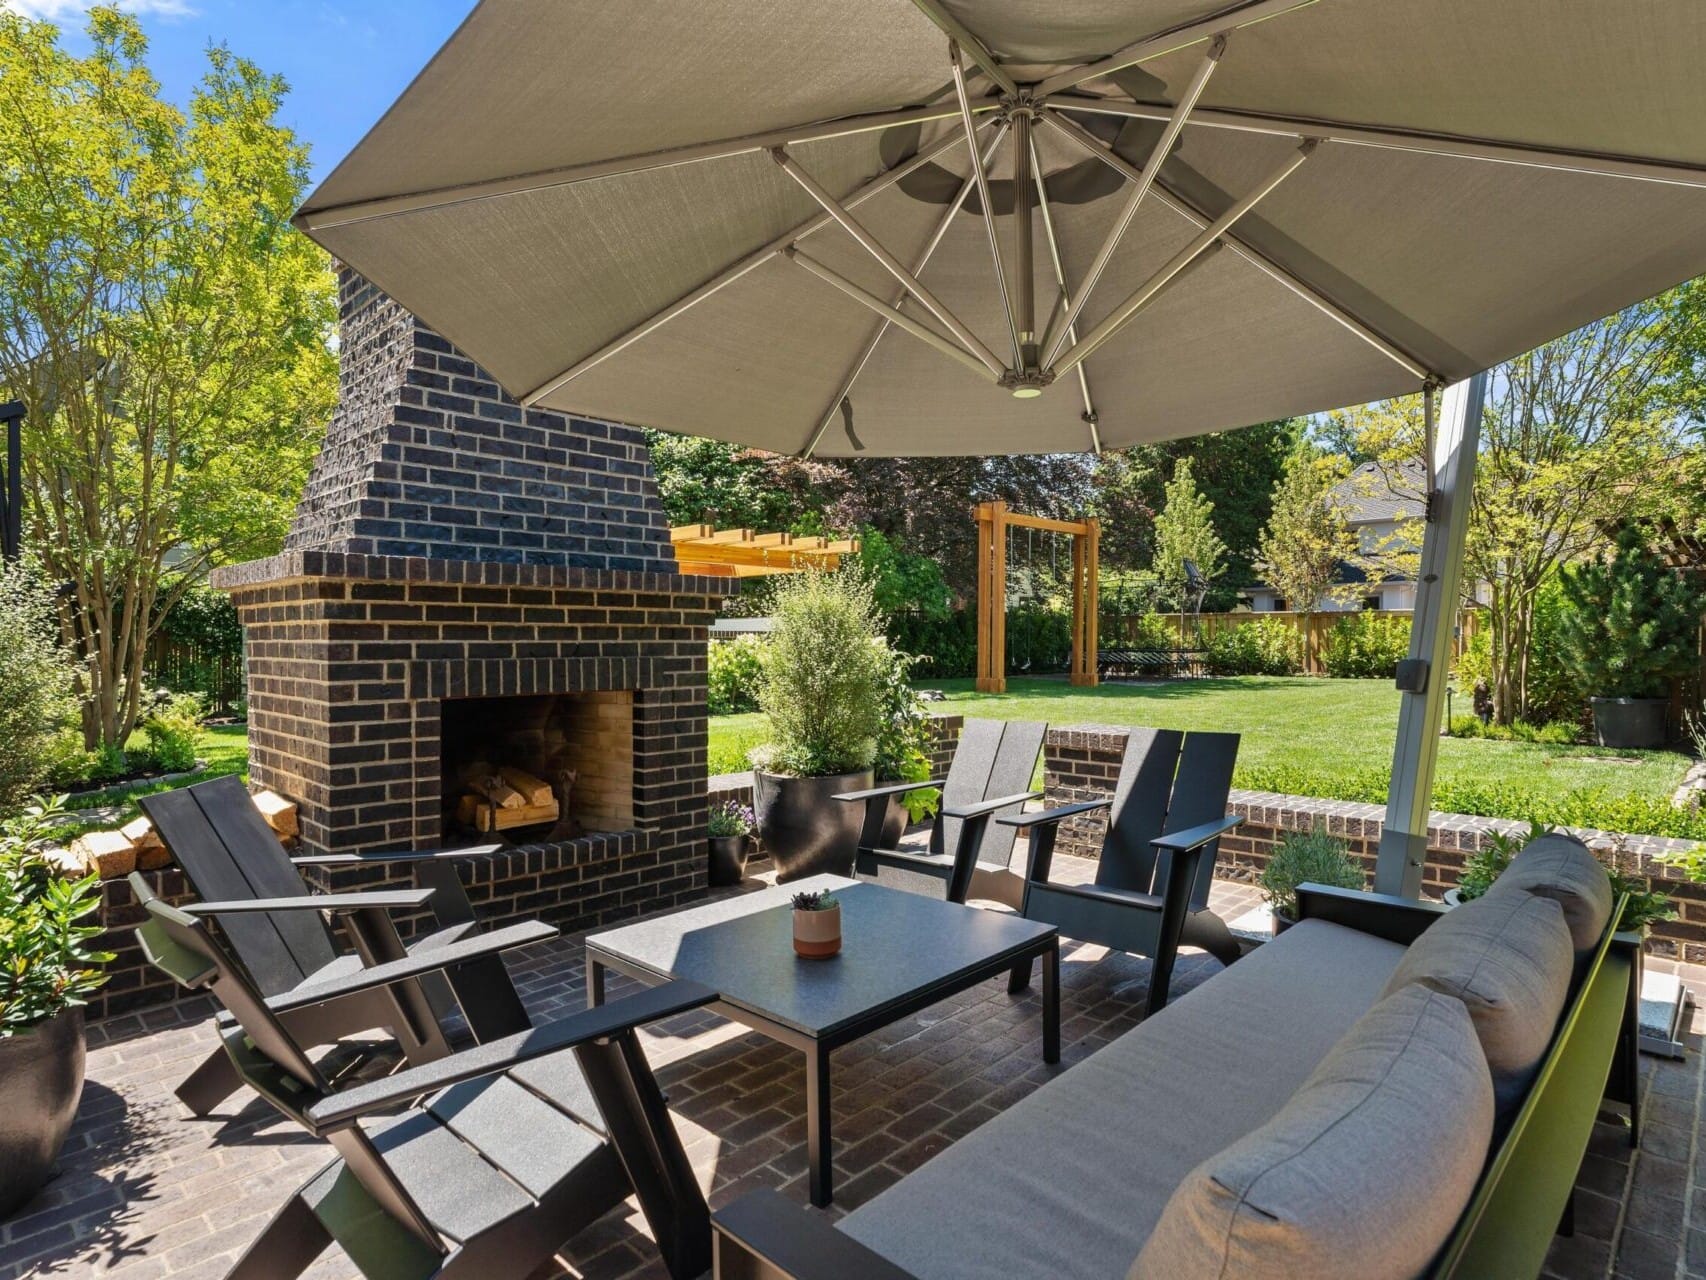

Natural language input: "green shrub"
[1203,619,1303,676]
[1125,612,1180,650]
[1559,524,1705,699]
[1258,824,1363,921]
[886,608,976,679]
[708,635,767,715]
[139,692,204,774]
[1452,586,1580,724]
[1447,715,1578,745]
[1454,824,1536,900]
[0,796,111,1034]
[753,569,888,777]
[0,562,80,816]
[1321,613,1411,679]
[872,641,939,821]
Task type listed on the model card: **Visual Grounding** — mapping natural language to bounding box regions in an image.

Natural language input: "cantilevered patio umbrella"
[292,0,1706,893]
[295,0,1706,460]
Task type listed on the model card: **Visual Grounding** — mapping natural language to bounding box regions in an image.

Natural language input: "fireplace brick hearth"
[208,270,729,936]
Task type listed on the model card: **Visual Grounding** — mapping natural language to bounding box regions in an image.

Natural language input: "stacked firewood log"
[453,764,563,833]
[54,789,298,879]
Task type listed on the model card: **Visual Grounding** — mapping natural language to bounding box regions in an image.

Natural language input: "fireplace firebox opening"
[440,691,635,842]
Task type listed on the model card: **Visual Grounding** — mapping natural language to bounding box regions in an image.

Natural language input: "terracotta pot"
[707,835,748,887]
[0,1007,85,1220]
[754,768,873,882]
[793,903,842,959]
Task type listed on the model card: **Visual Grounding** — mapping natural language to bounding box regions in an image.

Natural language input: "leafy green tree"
[1331,286,1706,723]
[854,527,952,620]
[1152,457,1226,609]
[1557,524,1705,699]
[1258,447,1354,621]
[0,561,78,814]
[0,9,336,747]
[644,432,837,534]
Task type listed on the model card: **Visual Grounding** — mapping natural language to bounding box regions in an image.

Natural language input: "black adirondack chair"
[131,874,714,1280]
[1003,728,1245,1018]
[838,718,1046,909]
[140,775,544,1116]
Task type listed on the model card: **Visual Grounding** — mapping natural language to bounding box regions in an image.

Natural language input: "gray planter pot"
[1589,697,1668,750]
[879,794,908,848]
[0,1006,85,1219]
[754,768,874,882]
[707,835,749,887]
[1270,907,1297,935]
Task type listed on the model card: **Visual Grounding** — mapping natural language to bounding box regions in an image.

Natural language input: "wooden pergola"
[670,524,859,577]
[974,501,1099,693]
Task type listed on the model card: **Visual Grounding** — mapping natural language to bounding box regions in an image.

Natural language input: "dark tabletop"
[586,875,1055,1040]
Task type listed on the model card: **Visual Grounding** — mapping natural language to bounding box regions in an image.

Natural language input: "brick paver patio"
[2,867,1701,1280]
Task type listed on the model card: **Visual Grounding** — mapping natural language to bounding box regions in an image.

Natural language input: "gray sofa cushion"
[1129,985,1493,1280]
[1484,833,1613,957]
[837,920,1407,1280]
[1381,890,1572,1118]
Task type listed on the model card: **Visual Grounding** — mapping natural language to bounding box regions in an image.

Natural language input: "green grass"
[711,677,1700,838]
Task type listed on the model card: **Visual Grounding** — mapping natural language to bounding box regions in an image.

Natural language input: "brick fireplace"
[209,271,726,932]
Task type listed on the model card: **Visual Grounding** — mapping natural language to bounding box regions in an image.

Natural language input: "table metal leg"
[587,956,607,1009]
[806,1044,833,1207]
[1043,937,1060,1065]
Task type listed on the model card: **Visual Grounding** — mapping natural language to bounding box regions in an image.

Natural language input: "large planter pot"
[707,835,749,887]
[0,1007,85,1219]
[879,794,908,848]
[753,768,874,882]
[1589,697,1668,750]
[1270,908,1297,936]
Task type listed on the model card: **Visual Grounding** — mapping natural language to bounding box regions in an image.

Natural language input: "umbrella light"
[294,0,1706,458]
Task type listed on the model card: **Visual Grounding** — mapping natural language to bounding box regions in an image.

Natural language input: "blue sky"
[9,0,475,186]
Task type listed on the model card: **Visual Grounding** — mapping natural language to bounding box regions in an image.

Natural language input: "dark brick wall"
[286,270,675,572]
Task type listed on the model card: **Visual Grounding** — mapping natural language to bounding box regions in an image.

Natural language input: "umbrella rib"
[1034,0,1317,99]
[1028,132,1099,453]
[1041,96,1706,191]
[785,248,998,382]
[1040,108,1433,379]
[1052,139,1318,376]
[799,122,1012,458]
[907,0,1018,98]
[1040,36,1226,369]
[772,147,1008,376]
[295,100,1003,231]
[519,123,981,407]
[950,41,1024,370]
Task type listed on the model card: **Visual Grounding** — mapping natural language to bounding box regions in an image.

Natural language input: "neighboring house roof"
[1329,459,1426,526]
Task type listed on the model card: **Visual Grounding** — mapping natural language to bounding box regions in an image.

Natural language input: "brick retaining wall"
[1043,723,1706,960]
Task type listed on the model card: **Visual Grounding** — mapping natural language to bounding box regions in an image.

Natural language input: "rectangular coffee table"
[586,874,1059,1206]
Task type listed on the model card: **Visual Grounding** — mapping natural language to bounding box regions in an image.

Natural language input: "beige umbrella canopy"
[295,0,1706,458]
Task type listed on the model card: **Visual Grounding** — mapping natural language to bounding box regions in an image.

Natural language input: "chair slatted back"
[141,777,338,996]
[934,719,1046,870]
[1096,729,1239,904]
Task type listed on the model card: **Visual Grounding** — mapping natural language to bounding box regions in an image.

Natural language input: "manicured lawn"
[711,677,1700,838]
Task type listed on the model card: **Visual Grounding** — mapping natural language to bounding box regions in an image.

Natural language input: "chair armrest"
[293,843,502,867]
[1295,883,1449,945]
[940,791,1041,821]
[182,889,437,917]
[712,1189,922,1280]
[305,978,717,1131]
[267,919,556,1015]
[1152,814,1243,854]
[996,797,1111,830]
[832,779,945,803]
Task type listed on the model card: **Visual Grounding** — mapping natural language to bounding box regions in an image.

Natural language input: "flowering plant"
[707,799,756,839]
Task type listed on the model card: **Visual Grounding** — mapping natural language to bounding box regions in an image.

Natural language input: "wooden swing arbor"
[974,501,1099,693]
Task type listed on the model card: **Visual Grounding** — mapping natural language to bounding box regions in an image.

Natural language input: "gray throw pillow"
[1130,985,1493,1280]
[1483,834,1614,957]
[1381,890,1572,1118]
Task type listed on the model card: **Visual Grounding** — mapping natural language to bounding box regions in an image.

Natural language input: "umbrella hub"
[1000,368,1054,399]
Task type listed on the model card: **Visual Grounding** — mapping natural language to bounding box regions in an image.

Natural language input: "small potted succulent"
[707,799,756,888]
[1258,824,1363,933]
[791,889,842,959]
[0,796,111,1218]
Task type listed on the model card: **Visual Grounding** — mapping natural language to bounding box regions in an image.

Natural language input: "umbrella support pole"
[1374,371,1489,898]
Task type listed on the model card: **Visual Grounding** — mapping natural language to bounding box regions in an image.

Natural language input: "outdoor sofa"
[713,835,1641,1279]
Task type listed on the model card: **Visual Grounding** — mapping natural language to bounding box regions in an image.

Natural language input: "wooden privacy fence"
[145,635,245,714]
[1099,608,1483,676]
